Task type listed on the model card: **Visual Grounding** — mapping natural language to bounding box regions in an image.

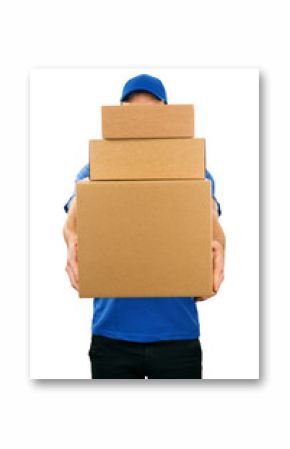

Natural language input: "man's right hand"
[65,238,79,290]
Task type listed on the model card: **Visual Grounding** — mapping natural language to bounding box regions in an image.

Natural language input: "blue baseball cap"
[120,74,168,103]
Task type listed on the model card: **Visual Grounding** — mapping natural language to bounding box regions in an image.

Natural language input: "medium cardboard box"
[102,104,194,139]
[89,138,205,180]
[77,179,213,298]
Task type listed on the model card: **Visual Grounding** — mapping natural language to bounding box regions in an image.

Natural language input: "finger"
[68,245,79,283]
[212,240,222,252]
[213,252,224,288]
[66,264,79,291]
[212,250,224,292]
[69,258,79,284]
[213,268,220,292]
[215,272,225,292]
[66,264,77,289]
[213,275,219,292]
[69,265,79,290]
[213,268,224,292]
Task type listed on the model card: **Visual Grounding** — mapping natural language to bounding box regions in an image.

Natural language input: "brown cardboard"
[77,179,213,298]
[102,104,194,139]
[89,138,205,180]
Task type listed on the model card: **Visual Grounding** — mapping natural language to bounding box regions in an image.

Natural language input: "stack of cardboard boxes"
[77,104,213,298]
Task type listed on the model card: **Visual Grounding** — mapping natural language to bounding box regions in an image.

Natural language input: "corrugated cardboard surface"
[77,179,213,298]
[102,104,194,139]
[89,138,205,180]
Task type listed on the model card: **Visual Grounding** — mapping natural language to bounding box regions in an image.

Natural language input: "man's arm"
[63,196,79,290]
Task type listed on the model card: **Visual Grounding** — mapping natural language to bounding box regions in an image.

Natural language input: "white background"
[30,68,259,380]
[0,0,288,448]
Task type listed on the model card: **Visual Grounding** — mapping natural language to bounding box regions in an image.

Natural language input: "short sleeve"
[205,169,222,216]
[63,164,90,213]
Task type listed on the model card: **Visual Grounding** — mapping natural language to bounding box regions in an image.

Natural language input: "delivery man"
[63,74,225,379]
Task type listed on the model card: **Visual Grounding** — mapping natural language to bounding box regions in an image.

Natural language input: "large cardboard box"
[77,179,213,298]
[89,138,205,180]
[102,104,194,139]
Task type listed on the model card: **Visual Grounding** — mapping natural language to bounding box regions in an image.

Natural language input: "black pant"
[89,335,202,379]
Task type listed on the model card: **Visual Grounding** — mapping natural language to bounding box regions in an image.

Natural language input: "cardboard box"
[102,104,194,139]
[77,179,213,298]
[89,138,205,180]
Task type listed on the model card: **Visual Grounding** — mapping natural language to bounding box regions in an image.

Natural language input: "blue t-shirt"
[64,164,221,343]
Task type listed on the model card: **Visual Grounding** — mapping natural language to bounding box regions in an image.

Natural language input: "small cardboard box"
[77,179,213,298]
[102,104,194,139]
[89,138,205,180]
